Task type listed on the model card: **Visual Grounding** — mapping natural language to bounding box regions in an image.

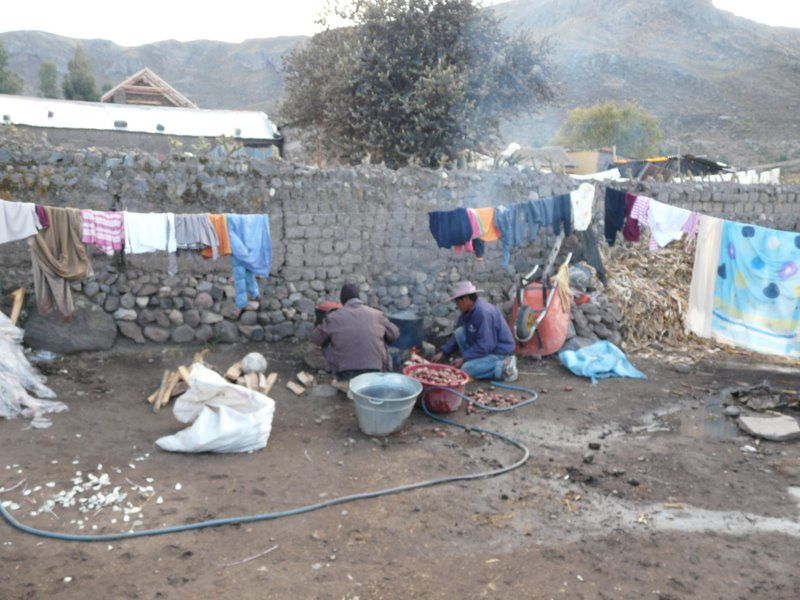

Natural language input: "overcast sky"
[1,0,798,46]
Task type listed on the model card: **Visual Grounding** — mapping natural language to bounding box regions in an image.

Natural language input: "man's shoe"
[503,355,518,382]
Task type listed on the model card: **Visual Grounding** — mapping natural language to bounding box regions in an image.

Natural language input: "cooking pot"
[389,310,425,349]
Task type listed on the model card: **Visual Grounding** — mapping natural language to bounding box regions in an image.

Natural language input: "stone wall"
[1,128,798,347]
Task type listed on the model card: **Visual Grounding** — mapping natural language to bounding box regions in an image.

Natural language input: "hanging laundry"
[622,192,641,242]
[80,210,125,256]
[35,205,49,229]
[174,214,220,259]
[686,215,724,338]
[428,208,472,249]
[29,207,93,317]
[226,214,271,309]
[494,195,572,266]
[202,214,232,259]
[647,199,694,251]
[0,199,42,244]
[710,221,800,357]
[603,188,627,245]
[453,208,479,256]
[473,207,500,242]
[123,211,177,254]
[569,183,595,232]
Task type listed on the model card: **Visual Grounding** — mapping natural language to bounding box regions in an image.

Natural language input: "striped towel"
[81,210,125,255]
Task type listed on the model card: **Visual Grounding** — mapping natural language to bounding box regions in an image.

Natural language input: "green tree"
[38,61,59,98]
[0,42,23,95]
[554,101,662,158]
[282,0,556,168]
[62,45,99,101]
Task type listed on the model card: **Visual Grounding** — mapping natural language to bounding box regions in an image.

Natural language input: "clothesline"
[0,198,273,319]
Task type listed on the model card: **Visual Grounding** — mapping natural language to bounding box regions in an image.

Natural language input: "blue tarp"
[558,341,646,384]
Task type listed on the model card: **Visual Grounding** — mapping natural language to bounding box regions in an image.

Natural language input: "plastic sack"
[558,340,646,384]
[0,312,66,420]
[155,363,275,453]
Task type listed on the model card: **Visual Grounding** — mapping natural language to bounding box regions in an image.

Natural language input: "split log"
[244,372,259,390]
[151,370,171,410]
[225,362,243,382]
[192,348,209,365]
[177,365,192,385]
[286,381,306,396]
[297,371,316,388]
[9,288,25,327]
[155,371,181,412]
[261,372,278,395]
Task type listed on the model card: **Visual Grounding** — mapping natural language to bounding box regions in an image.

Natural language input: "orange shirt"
[474,207,500,242]
[202,214,231,258]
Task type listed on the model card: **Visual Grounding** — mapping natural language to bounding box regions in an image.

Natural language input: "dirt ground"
[1,340,799,599]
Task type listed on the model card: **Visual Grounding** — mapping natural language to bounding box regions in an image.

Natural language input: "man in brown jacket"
[309,283,399,387]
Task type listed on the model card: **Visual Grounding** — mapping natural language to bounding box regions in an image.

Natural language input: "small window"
[48,111,54,118]
[156,124,165,132]
[235,128,242,137]
[114,120,128,128]
[2,115,9,122]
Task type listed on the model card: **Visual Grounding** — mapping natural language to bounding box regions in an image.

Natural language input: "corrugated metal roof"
[0,94,280,141]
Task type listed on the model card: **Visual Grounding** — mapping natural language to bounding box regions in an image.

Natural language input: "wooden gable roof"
[101,68,198,109]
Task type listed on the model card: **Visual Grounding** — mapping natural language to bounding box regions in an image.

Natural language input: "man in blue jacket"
[432,281,518,381]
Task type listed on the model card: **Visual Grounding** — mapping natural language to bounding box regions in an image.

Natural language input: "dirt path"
[1,341,799,599]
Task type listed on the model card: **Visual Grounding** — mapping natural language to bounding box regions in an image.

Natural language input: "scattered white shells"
[63,576,72,583]
[175,483,182,491]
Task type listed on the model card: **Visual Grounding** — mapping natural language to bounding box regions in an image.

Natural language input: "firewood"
[297,371,316,387]
[261,372,278,395]
[244,372,259,390]
[236,376,246,386]
[177,366,192,385]
[286,381,306,396]
[258,373,267,390]
[170,380,188,398]
[151,370,171,411]
[157,372,181,410]
[9,288,24,327]
[225,362,243,381]
[192,348,209,364]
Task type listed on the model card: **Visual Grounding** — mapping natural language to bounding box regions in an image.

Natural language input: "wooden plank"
[157,372,181,410]
[225,362,243,382]
[261,372,278,395]
[151,370,171,410]
[244,373,259,390]
[286,381,306,396]
[258,373,267,391]
[192,348,209,365]
[9,288,25,327]
[297,371,316,388]
[177,365,192,385]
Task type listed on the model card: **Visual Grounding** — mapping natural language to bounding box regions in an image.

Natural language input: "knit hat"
[340,283,360,304]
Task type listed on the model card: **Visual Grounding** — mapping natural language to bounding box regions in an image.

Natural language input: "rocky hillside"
[0,30,300,112]
[2,0,800,165]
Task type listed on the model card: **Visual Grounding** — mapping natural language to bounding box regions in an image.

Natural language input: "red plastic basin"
[402,363,470,413]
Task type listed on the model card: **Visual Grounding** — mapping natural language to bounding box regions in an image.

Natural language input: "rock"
[213,320,239,343]
[195,292,214,309]
[103,295,120,312]
[23,301,117,353]
[582,452,595,464]
[83,281,100,297]
[194,324,213,343]
[627,478,640,487]
[561,336,595,352]
[239,310,258,326]
[241,352,268,374]
[120,292,136,309]
[184,309,201,328]
[113,308,136,321]
[168,309,184,326]
[588,442,601,450]
[143,326,170,343]
[303,344,327,370]
[220,301,241,320]
[737,415,800,441]
[138,284,159,296]
[238,325,264,341]
[200,310,223,324]
[117,321,145,343]
[723,405,741,417]
[135,296,150,308]
[268,321,295,340]
[295,321,314,340]
[309,384,338,398]
[171,325,195,343]
[674,363,692,374]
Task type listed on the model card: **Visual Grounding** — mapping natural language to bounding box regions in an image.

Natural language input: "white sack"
[0,312,66,420]
[156,363,275,453]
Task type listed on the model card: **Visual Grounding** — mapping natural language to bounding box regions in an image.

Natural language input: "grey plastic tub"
[349,372,422,436]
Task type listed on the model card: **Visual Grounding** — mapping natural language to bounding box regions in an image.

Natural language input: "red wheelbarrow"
[509,253,572,357]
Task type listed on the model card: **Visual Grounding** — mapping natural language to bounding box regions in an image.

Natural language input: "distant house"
[101,68,198,109]
[565,148,617,175]
[0,94,282,158]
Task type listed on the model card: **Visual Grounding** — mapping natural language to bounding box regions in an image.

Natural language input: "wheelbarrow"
[509,253,572,357]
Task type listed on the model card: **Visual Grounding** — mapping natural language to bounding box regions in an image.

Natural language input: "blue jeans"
[454,327,507,380]
[232,257,260,308]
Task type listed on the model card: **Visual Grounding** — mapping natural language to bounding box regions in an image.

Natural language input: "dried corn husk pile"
[603,242,695,351]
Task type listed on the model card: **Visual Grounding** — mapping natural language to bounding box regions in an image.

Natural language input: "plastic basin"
[402,363,469,414]
[349,373,422,436]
